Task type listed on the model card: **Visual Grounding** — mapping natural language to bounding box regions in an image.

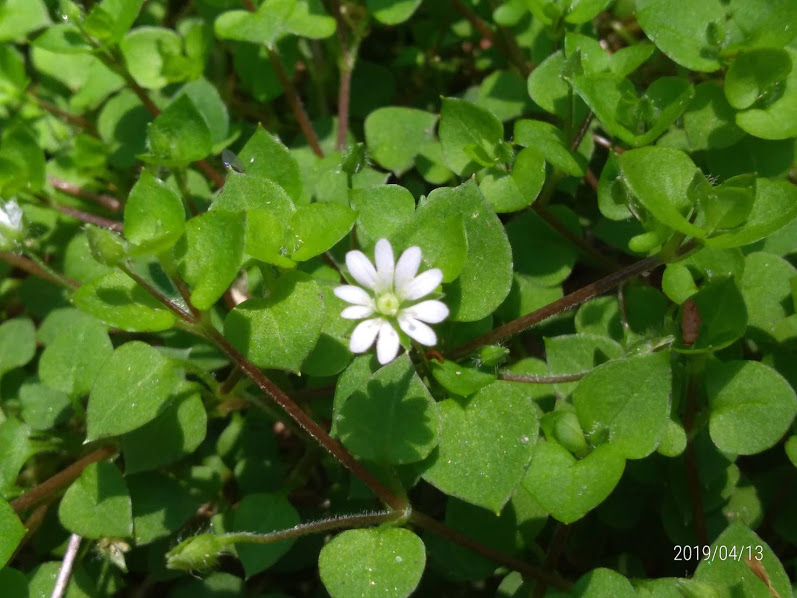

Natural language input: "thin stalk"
[411,511,572,591]
[498,371,589,384]
[448,254,662,359]
[48,177,122,213]
[51,534,83,598]
[11,445,117,514]
[49,202,123,232]
[1,252,79,289]
[118,263,197,324]
[28,92,98,135]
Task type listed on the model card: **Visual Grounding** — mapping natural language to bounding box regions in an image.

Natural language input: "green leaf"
[0,0,50,42]
[124,172,186,255]
[522,440,625,524]
[19,381,72,431]
[122,383,207,474]
[319,528,425,598]
[391,209,468,285]
[618,146,704,238]
[225,271,325,372]
[38,312,112,397]
[83,0,145,44]
[0,318,35,375]
[238,125,303,202]
[175,211,245,311]
[178,79,231,151]
[97,89,154,168]
[706,360,797,455]
[422,381,539,513]
[506,209,580,287]
[0,497,25,568]
[479,147,545,214]
[350,184,416,246]
[0,419,34,495]
[364,107,437,175]
[336,355,439,465]
[573,352,672,459]
[513,120,586,176]
[567,569,636,598]
[144,94,212,166]
[694,523,792,598]
[129,471,207,545]
[430,360,496,397]
[120,27,184,90]
[367,0,423,25]
[568,75,694,148]
[288,202,356,261]
[58,462,133,539]
[439,98,503,176]
[28,562,94,598]
[741,252,796,331]
[232,493,300,578]
[412,181,512,322]
[704,179,797,248]
[527,51,577,120]
[544,334,624,397]
[211,171,295,220]
[214,0,335,47]
[74,270,177,332]
[0,568,26,598]
[693,173,756,234]
[87,341,182,440]
[32,24,93,53]
[673,277,747,353]
[683,82,746,151]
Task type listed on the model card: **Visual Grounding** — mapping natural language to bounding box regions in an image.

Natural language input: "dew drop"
[395,556,403,563]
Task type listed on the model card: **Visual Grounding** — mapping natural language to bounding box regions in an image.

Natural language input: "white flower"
[334,239,449,365]
[0,200,22,232]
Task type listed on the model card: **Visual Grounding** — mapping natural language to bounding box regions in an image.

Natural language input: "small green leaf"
[422,382,539,513]
[683,82,746,151]
[0,497,25,568]
[367,0,423,25]
[364,107,437,175]
[58,462,133,539]
[124,172,186,255]
[0,0,50,42]
[214,0,335,47]
[145,94,212,166]
[430,360,497,397]
[74,270,177,332]
[211,171,295,220]
[129,471,206,545]
[506,209,580,287]
[319,528,425,598]
[87,341,182,440]
[574,352,672,459]
[19,381,72,431]
[350,184,416,246]
[122,383,207,474]
[439,98,503,176]
[120,27,184,90]
[83,0,145,44]
[544,334,624,397]
[225,271,324,372]
[39,312,112,398]
[175,211,245,311]
[336,355,439,465]
[238,125,303,202]
[0,318,35,375]
[513,120,586,176]
[741,252,796,331]
[232,493,300,578]
[706,360,797,455]
[673,277,747,353]
[288,202,356,261]
[391,209,467,284]
[522,440,625,524]
[567,568,636,598]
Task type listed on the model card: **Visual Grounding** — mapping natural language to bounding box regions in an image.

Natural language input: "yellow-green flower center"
[376,292,400,316]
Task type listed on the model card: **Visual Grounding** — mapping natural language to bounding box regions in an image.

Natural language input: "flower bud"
[86,224,127,266]
[165,534,231,572]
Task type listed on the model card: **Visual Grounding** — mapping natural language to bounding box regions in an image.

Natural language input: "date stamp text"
[674,545,763,563]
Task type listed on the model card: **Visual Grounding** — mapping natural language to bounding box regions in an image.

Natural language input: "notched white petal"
[349,318,383,353]
[376,320,400,364]
[401,268,443,301]
[403,300,449,324]
[374,238,395,289]
[341,305,375,320]
[346,250,378,290]
[398,314,437,346]
[394,246,422,295]
[334,285,373,306]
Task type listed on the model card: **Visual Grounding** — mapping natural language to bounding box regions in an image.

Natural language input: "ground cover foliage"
[0,0,797,596]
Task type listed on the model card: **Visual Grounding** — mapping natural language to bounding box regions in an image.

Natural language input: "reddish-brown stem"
[11,445,117,515]
[202,325,406,511]
[533,206,621,272]
[410,511,572,591]
[448,254,662,359]
[267,50,325,158]
[51,203,123,232]
[336,54,353,152]
[119,263,198,324]
[29,93,98,135]
[683,367,708,546]
[241,0,256,9]
[499,372,588,384]
[571,111,594,152]
[48,177,122,213]
[0,252,79,289]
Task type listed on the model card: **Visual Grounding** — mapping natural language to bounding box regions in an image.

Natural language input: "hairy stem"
[118,263,198,324]
[48,177,122,213]
[0,252,79,289]
[410,511,572,590]
[28,92,98,135]
[49,202,123,232]
[498,371,589,384]
[11,445,117,515]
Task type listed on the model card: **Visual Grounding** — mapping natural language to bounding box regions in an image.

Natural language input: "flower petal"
[376,321,400,364]
[398,314,437,346]
[341,305,375,320]
[346,250,378,290]
[394,246,421,296]
[403,300,449,324]
[374,239,395,291]
[334,285,373,306]
[401,268,443,301]
[349,318,383,353]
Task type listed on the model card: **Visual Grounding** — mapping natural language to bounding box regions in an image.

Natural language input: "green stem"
[498,371,589,384]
